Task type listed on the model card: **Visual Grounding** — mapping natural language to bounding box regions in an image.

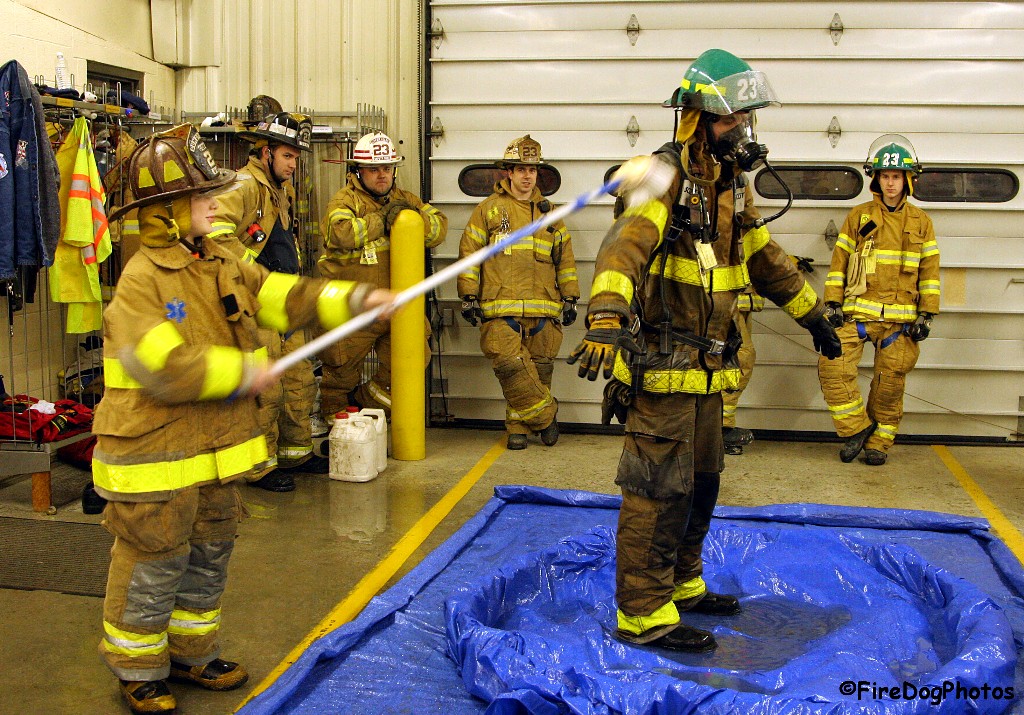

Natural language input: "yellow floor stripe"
[934,445,1024,565]
[236,436,508,711]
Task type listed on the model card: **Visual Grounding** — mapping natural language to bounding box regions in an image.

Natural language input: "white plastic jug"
[329,415,377,482]
[358,408,388,474]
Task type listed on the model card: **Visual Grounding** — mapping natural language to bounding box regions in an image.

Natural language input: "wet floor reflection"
[328,474,390,542]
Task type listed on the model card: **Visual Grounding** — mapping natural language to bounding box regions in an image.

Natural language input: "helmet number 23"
[882,152,901,167]
[736,78,758,101]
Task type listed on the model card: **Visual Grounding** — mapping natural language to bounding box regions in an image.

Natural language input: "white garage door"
[426,1,1024,440]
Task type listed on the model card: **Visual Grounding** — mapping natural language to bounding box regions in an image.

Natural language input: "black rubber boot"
[82,482,107,514]
[119,679,176,713]
[864,449,888,466]
[248,470,296,492]
[839,422,877,463]
[170,658,249,691]
[539,419,559,446]
[684,591,741,616]
[279,455,330,474]
[507,434,527,450]
[616,623,717,653]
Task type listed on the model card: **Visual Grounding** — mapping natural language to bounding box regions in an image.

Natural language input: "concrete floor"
[0,427,1020,715]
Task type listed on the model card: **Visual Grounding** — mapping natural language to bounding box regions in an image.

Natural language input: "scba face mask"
[712,112,768,172]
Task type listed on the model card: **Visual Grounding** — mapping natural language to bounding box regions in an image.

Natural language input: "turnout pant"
[251,327,316,478]
[614,390,725,617]
[721,310,755,429]
[99,482,242,682]
[479,317,561,435]
[318,318,431,420]
[817,320,920,453]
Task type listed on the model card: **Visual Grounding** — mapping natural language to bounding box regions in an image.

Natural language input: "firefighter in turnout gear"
[95,125,393,715]
[817,134,939,466]
[208,111,324,492]
[317,132,448,420]
[458,135,580,450]
[568,49,842,653]
[722,254,813,454]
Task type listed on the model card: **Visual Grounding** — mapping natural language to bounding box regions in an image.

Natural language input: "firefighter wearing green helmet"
[818,134,939,466]
[567,49,842,653]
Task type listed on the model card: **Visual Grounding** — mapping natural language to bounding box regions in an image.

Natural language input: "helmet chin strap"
[266,147,288,186]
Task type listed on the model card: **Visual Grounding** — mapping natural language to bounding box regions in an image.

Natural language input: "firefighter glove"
[601,379,631,425]
[824,301,844,328]
[791,255,815,273]
[805,314,842,359]
[460,297,483,326]
[566,313,624,381]
[383,200,415,232]
[908,312,933,342]
[561,299,578,327]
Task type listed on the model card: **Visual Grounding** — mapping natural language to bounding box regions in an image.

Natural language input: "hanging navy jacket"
[0,60,61,283]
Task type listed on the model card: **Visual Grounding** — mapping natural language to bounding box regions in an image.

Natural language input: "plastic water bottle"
[329,414,377,482]
[358,408,388,474]
[54,53,70,90]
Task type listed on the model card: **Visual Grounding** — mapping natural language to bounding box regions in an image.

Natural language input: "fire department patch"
[165,298,187,323]
[15,140,27,168]
[0,152,7,179]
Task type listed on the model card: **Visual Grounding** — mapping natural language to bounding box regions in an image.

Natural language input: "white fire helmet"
[348,132,403,166]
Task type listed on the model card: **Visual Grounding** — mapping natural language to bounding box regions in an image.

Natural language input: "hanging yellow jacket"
[824,193,940,322]
[51,117,112,332]
[457,179,579,319]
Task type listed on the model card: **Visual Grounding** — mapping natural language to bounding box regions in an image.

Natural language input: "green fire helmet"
[663,49,781,115]
[864,134,922,176]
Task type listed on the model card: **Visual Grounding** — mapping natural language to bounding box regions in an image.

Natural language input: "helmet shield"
[666,69,780,114]
[864,133,921,176]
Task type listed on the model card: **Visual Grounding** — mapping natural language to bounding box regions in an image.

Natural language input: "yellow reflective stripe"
[199,346,244,400]
[329,208,367,248]
[168,608,221,636]
[459,266,480,282]
[102,621,167,656]
[828,397,865,417]
[367,380,391,407]
[242,247,259,264]
[207,221,236,239]
[651,254,703,287]
[876,423,898,440]
[612,353,740,394]
[722,403,737,418]
[825,271,845,287]
[557,267,578,282]
[591,270,634,304]
[781,282,818,320]
[742,226,771,258]
[919,279,940,295]
[256,273,301,333]
[533,236,553,254]
[507,395,552,421]
[622,198,670,234]
[93,435,269,494]
[750,294,765,311]
[835,233,856,254]
[875,250,905,266]
[465,224,487,246]
[278,445,313,458]
[121,219,140,235]
[135,321,185,374]
[316,280,355,329]
[103,357,142,389]
[845,298,919,322]
[736,293,765,312]
[617,600,679,636]
[672,575,707,602]
[480,299,562,318]
[921,241,939,257]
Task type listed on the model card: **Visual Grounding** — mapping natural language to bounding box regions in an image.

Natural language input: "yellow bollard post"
[389,210,426,460]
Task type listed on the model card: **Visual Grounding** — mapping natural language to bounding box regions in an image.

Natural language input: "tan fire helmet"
[496,135,544,169]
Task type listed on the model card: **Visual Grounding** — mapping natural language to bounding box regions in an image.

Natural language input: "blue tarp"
[240,487,1024,715]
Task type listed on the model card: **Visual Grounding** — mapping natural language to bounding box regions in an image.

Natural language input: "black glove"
[791,255,815,273]
[460,296,483,326]
[824,301,844,329]
[908,312,933,342]
[804,314,842,359]
[566,314,624,381]
[601,380,632,425]
[383,200,415,232]
[561,299,578,327]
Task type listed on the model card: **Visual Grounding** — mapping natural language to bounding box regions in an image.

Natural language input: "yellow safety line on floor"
[934,444,1024,565]
[236,436,508,711]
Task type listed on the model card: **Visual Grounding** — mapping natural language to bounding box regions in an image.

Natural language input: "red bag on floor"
[57,434,97,468]
[0,395,94,443]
